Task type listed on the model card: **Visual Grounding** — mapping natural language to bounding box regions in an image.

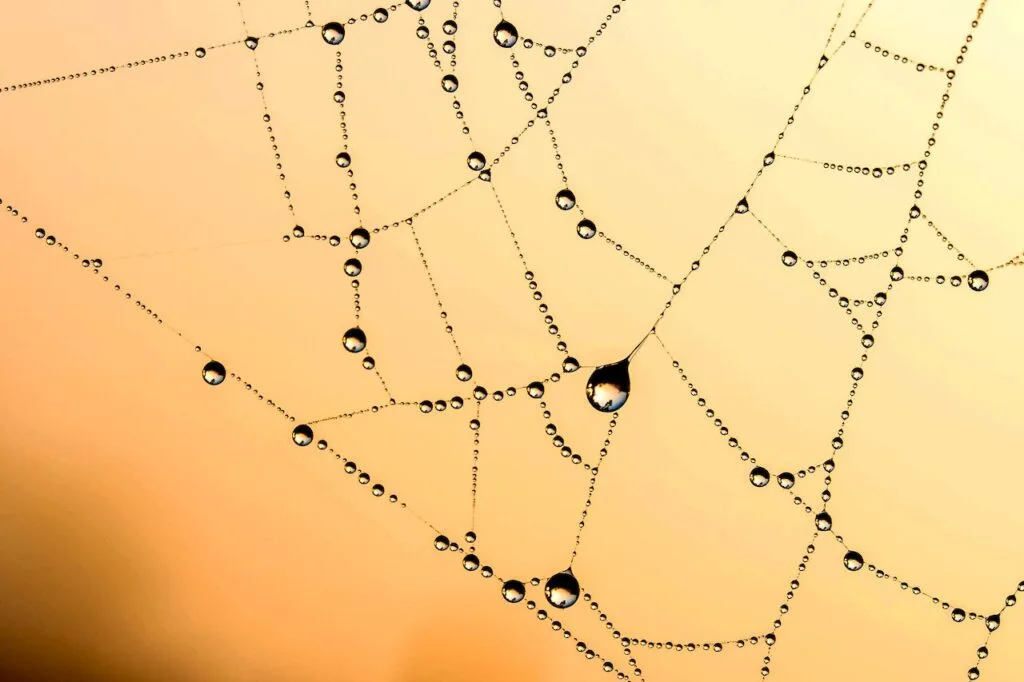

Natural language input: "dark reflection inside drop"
[544,569,580,609]
[585,358,630,412]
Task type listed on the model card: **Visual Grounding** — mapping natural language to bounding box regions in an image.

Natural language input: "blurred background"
[1,0,1023,680]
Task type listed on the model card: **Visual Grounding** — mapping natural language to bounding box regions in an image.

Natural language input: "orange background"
[1,1,1023,680]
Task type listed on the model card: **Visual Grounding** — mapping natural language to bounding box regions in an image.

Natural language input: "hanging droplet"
[967,270,989,292]
[777,472,795,489]
[818,54,829,69]
[202,360,226,386]
[406,0,431,9]
[372,7,389,22]
[336,152,352,168]
[434,534,450,551]
[951,608,966,622]
[763,151,775,166]
[456,364,473,381]
[967,667,980,680]
[890,266,904,281]
[467,151,486,171]
[442,19,458,34]
[985,614,1000,632]
[781,250,798,267]
[244,36,259,50]
[545,569,580,609]
[749,467,770,487]
[576,219,596,239]
[493,20,519,48]
[502,579,526,603]
[195,47,207,58]
[350,228,370,249]
[463,554,480,571]
[562,357,579,373]
[333,90,346,104]
[843,550,864,571]
[441,74,459,92]
[585,359,630,412]
[814,511,832,531]
[909,205,921,219]
[555,189,576,210]
[292,225,305,238]
[343,327,367,353]
[322,22,346,45]
[292,424,313,447]
[735,197,749,214]
[527,381,545,398]
[344,258,362,276]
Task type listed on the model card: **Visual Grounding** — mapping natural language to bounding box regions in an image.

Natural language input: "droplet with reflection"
[343,327,367,353]
[843,550,864,571]
[292,424,313,447]
[493,20,518,48]
[322,22,345,45]
[502,579,526,603]
[202,360,226,385]
[545,569,580,609]
[585,359,630,412]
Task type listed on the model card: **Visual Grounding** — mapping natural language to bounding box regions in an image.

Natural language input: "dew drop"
[814,511,832,531]
[781,250,798,267]
[373,7,389,22]
[195,47,207,58]
[292,424,313,447]
[585,359,630,412]
[777,472,795,489]
[322,22,346,45]
[749,467,770,487]
[555,189,576,210]
[562,357,580,373]
[434,534,450,551]
[441,74,459,92]
[406,0,431,9]
[463,554,480,571]
[763,151,775,166]
[344,258,362,276]
[244,36,259,50]
[456,363,473,381]
[527,381,545,398]
[503,579,526,603]
[952,608,966,622]
[577,219,596,239]
[494,20,519,48]
[336,152,352,168]
[202,360,226,385]
[735,197,749,214]
[843,550,864,571]
[467,151,486,171]
[545,570,580,609]
[967,270,989,292]
[985,614,1000,632]
[890,266,904,281]
[343,327,367,353]
[350,228,370,248]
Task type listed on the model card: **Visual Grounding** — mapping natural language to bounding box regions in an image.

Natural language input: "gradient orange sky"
[1,1,1023,680]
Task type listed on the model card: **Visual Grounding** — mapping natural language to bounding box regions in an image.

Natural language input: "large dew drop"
[292,424,313,446]
[545,569,580,609]
[502,579,526,603]
[202,360,226,386]
[493,20,518,48]
[343,327,367,353]
[586,359,630,412]
[843,550,864,571]
[322,22,345,45]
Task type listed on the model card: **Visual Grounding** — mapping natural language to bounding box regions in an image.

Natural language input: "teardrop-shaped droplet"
[245,36,259,50]
[585,359,630,412]
[493,20,519,48]
[735,197,749,214]
[406,0,431,9]
[322,22,345,45]
[545,569,580,609]
[202,360,226,385]
[814,511,832,531]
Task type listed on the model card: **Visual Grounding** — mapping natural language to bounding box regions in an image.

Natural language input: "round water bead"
[749,467,770,487]
[527,381,545,399]
[343,327,367,353]
[814,511,832,531]
[577,219,596,239]
[777,472,795,489]
[843,550,864,571]
[463,554,480,571]
[406,0,431,9]
[890,266,904,281]
[195,47,207,58]
[441,74,459,92]
[344,258,362,276]
[322,22,346,45]
[951,608,966,622]
[968,668,980,680]
[336,152,352,168]
[456,363,473,381]
[585,359,630,412]
[545,570,580,609]
[562,357,580,373]
[781,251,798,267]
[442,20,457,34]
[465,530,476,543]
[292,225,305,238]
[502,580,526,603]
[493,20,519,48]
[555,189,576,210]
[350,228,370,248]
[967,270,989,292]
[373,7,389,22]
[985,614,1000,631]
[434,534,450,550]
[202,360,226,385]
[292,424,314,446]
[467,151,486,171]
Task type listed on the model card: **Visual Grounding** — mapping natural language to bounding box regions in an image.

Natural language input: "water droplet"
[777,472,795,489]
[985,614,1000,631]
[350,228,370,248]
[545,570,580,609]
[503,579,526,603]
[322,22,346,45]
[814,511,832,531]
[336,152,351,168]
[952,608,966,622]
[735,197,749,214]
[782,250,798,267]
[494,20,519,48]
[441,74,459,92]
[333,90,346,104]
[292,225,305,238]
[442,19,458,34]
[890,266,904,281]
[202,360,226,385]
[555,189,576,210]
[344,258,362,276]
[343,327,367,353]
[362,356,376,370]
[585,359,630,412]
[245,36,259,50]
[909,205,921,219]
[434,534,450,551]
[749,467,770,487]
[463,554,480,571]
[406,0,431,9]
[577,219,596,239]
[371,483,385,496]
[562,357,580,373]
[968,667,980,680]
[456,364,473,381]
[763,151,775,166]
[527,381,545,398]
[861,334,874,348]
[967,270,989,292]
[843,550,864,571]
[292,424,313,447]
[373,7,389,22]
[467,151,486,171]
[195,47,207,58]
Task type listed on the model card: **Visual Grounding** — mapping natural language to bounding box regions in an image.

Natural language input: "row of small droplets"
[567,414,620,566]
[415,15,475,140]
[761,534,820,678]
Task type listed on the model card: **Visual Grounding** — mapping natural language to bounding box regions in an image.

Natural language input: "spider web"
[1,0,1023,680]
